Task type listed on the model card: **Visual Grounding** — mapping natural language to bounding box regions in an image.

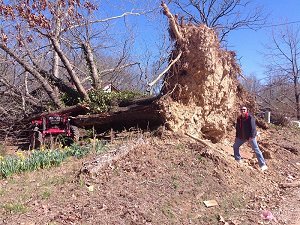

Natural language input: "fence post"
[264,111,271,123]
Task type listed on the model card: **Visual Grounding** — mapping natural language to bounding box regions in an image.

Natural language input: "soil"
[0,125,299,225]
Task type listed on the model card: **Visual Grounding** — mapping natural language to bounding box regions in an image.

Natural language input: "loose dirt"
[0,125,299,225]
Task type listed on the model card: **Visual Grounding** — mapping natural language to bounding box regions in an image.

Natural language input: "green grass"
[2,202,28,214]
[0,140,107,179]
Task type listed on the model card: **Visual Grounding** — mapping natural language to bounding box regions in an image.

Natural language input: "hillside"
[0,125,299,225]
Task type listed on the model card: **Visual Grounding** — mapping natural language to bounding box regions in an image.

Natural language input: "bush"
[88,89,143,113]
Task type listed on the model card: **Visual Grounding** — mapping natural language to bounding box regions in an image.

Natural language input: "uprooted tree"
[78,2,259,176]
[1,1,256,144]
[73,2,255,143]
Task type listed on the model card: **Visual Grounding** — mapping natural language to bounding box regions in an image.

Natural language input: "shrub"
[88,89,143,113]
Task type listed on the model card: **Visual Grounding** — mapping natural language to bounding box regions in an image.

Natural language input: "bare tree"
[169,0,266,42]
[0,0,148,111]
[263,25,300,119]
[240,73,262,94]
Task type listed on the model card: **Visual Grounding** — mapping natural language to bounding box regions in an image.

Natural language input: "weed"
[0,143,7,157]
[221,194,247,212]
[200,214,219,225]
[162,205,175,219]
[171,176,179,189]
[41,190,51,200]
[78,177,85,187]
[197,155,204,161]
[175,143,185,151]
[47,176,68,186]
[195,177,203,186]
[2,202,27,214]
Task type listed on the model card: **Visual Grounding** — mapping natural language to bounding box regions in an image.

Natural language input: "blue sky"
[227,0,300,79]
[96,1,300,81]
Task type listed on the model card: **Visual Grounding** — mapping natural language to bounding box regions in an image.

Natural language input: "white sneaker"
[260,165,268,171]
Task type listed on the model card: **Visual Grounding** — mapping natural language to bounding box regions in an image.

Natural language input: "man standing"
[233,106,268,171]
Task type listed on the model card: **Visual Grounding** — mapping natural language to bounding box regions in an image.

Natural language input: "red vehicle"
[30,114,79,149]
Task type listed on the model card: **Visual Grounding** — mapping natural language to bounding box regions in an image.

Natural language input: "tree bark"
[39,70,81,102]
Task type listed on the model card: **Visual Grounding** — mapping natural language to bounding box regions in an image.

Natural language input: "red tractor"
[30,114,79,149]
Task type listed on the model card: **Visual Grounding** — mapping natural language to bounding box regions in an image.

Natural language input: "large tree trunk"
[72,103,164,131]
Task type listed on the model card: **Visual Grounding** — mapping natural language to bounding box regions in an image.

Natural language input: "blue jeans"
[233,137,266,167]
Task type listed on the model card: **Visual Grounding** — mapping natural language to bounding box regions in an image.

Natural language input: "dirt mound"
[159,4,252,143]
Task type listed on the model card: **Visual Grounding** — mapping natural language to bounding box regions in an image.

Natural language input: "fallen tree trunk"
[118,95,161,107]
[72,103,164,131]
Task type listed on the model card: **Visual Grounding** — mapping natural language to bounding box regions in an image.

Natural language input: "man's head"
[240,106,248,117]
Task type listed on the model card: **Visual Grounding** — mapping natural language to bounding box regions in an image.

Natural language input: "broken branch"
[148,51,182,88]
[161,2,184,44]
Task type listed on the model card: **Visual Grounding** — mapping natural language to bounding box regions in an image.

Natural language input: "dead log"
[79,138,147,176]
[185,132,213,148]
